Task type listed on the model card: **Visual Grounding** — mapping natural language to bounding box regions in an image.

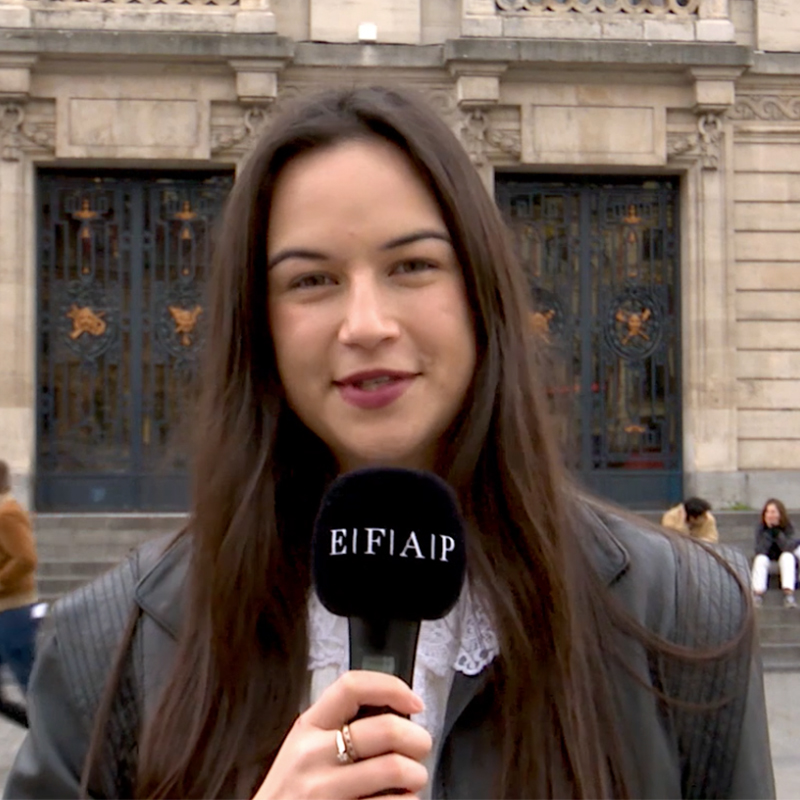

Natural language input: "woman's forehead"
[266,139,448,248]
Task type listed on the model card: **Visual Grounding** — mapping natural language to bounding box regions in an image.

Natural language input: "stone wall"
[730,83,800,503]
[0,1,798,510]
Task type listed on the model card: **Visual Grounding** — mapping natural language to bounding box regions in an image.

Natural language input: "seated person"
[661,496,719,543]
[752,498,797,608]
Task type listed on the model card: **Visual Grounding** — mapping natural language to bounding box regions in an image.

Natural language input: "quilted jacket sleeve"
[3,628,90,799]
[728,651,774,799]
[3,547,147,799]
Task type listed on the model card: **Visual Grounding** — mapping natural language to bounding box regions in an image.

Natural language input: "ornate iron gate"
[496,177,682,508]
[36,171,233,511]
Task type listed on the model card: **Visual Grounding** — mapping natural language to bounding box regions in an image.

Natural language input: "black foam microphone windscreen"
[312,467,467,624]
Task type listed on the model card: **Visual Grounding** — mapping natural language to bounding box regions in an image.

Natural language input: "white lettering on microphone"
[440,535,455,562]
[365,528,386,554]
[399,531,424,559]
[330,529,347,555]
[327,528,458,561]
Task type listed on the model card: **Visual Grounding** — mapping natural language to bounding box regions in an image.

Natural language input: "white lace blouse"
[307,585,499,791]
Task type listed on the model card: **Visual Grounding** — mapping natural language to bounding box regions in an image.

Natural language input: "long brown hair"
[761,497,791,529]
[128,87,745,798]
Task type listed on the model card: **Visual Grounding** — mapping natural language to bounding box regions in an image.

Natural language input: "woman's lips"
[335,374,416,410]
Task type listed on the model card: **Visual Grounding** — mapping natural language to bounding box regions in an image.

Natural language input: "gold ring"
[335,729,351,765]
[341,723,359,763]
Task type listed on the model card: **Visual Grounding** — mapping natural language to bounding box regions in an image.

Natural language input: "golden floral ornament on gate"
[605,287,663,361]
[66,305,107,339]
[168,305,203,346]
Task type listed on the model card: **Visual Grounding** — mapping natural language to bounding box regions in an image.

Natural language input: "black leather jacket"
[754,523,797,560]
[4,507,775,799]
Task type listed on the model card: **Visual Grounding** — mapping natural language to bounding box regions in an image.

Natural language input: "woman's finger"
[303,670,423,730]
[325,753,429,799]
[345,713,432,764]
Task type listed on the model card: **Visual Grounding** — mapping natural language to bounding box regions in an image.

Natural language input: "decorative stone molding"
[229,58,288,105]
[211,104,273,157]
[210,83,306,158]
[210,83,520,169]
[495,0,699,14]
[729,95,800,122]
[0,102,54,162]
[457,108,521,166]
[667,112,724,170]
[46,0,241,5]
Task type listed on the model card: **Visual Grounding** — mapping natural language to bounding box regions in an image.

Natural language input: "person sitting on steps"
[752,498,797,609]
[661,496,720,543]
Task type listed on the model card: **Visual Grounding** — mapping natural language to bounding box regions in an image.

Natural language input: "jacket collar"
[134,534,190,639]
[134,503,630,640]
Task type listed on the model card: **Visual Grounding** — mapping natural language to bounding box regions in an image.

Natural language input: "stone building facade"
[0,0,798,512]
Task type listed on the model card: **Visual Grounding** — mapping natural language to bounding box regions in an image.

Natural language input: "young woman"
[752,498,798,608]
[6,87,772,799]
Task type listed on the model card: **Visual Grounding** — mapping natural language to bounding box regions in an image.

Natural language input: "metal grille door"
[496,177,682,508]
[36,172,233,511]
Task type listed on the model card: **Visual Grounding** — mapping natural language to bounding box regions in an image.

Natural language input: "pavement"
[0,673,794,797]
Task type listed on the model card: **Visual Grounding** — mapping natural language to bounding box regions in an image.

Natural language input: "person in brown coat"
[0,460,38,692]
[661,496,720,543]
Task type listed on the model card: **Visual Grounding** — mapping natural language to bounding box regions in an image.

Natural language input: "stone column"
[0,60,36,506]
[449,63,521,195]
[0,58,54,508]
[668,68,743,505]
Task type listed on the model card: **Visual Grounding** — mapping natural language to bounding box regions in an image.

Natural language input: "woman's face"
[764,503,781,527]
[267,138,477,472]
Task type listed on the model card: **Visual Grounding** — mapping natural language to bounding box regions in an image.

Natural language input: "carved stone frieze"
[729,95,800,122]
[210,84,521,170]
[0,102,55,162]
[495,0,699,13]
[211,104,274,156]
[667,112,723,170]
[457,108,521,167]
[211,83,462,160]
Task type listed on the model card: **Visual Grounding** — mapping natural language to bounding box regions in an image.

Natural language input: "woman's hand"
[253,670,433,800]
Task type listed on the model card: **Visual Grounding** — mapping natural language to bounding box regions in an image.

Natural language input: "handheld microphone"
[312,467,467,714]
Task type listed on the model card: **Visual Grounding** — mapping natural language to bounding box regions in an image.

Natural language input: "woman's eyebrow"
[267,248,328,270]
[267,230,452,270]
[381,230,451,250]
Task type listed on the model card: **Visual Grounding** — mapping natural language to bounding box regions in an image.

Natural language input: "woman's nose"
[338,274,400,348]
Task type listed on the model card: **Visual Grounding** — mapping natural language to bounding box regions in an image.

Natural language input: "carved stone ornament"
[667,112,723,170]
[495,0,699,13]
[728,95,800,122]
[211,104,273,156]
[1,103,55,162]
[457,108,521,167]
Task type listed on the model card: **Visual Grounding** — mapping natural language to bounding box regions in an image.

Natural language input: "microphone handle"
[348,617,421,686]
[348,617,422,795]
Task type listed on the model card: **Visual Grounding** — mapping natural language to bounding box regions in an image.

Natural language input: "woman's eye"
[289,273,336,290]
[393,259,436,275]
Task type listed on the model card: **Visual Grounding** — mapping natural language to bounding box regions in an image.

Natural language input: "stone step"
[760,643,800,672]
[32,514,182,562]
[757,624,800,645]
[637,510,766,547]
[27,511,800,671]
[36,560,119,578]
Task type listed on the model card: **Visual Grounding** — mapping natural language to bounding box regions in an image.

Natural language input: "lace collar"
[308,586,499,736]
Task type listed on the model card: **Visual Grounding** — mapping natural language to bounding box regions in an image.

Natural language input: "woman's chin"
[336,441,433,473]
